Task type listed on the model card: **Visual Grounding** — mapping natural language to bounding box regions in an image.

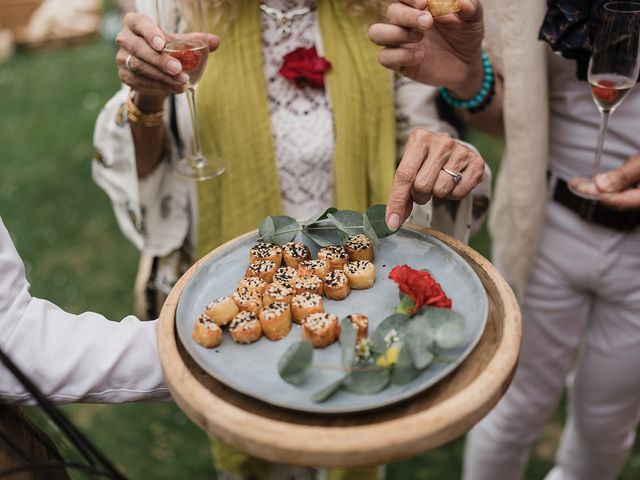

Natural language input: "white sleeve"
[92,85,192,257]
[0,217,171,405]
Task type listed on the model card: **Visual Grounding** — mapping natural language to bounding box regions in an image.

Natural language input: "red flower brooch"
[389,264,452,313]
[279,46,332,89]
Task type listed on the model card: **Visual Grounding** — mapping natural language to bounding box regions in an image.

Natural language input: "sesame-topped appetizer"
[258,302,292,341]
[204,296,239,326]
[245,259,278,283]
[192,313,223,348]
[249,242,282,268]
[263,282,295,306]
[229,311,263,344]
[302,312,340,348]
[232,287,263,314]
[343,260,376,289]
[273,265,299,288]
[293,274,324,296]
[291,292,324,324]
[282,242,311,268]
[344,234,373,262]
[317,245,349,272]
[237,276,268,295]
[323,269,351,300]
[298,259,330,280]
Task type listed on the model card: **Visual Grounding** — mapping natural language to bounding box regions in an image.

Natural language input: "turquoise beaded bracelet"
[439,51,495,113]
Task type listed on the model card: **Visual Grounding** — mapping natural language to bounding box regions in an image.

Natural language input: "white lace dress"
[92,0,489,301]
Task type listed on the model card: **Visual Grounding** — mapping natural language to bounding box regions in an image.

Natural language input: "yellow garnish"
[376,345,401,367]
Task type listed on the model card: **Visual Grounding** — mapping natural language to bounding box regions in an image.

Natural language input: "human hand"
[385,129,486,230]
[368,0,485,98]
[569,155,640,210]
[116,13,219,98]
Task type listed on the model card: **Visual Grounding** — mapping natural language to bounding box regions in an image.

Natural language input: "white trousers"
[464,200,640,480]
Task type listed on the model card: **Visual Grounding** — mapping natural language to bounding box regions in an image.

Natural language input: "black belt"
[552,177,640,232]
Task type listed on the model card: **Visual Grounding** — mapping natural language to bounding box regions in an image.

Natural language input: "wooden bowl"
[158,224,522,467]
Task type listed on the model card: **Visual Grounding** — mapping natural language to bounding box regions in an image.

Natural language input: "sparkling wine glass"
[573,2,640,197]
[156,0,225,180]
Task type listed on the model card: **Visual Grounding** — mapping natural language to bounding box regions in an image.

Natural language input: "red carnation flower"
[279,46,332,89]
[389,265,452,312]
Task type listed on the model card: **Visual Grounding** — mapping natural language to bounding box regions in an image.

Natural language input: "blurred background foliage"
[1,1,638,479]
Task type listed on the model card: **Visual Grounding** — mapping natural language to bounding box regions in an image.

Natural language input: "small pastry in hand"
[298,259,330,279]
[273,266,299,288]
[237,276,268,296]
[232,287,263,314]
[345,234,374,262]
[317,245,349,272]
[282,242,311,268]
[249,242,282,268]
[293,274,324,296]
[229,311,263,344]
[427,0,461,16]
[323,269,351,300]
[291,292,324,324]
[263,282,295,306]
[344,260,376,290]
[245,259,277,283]
[302,312,340,348]
[192,313,223,348]
[258,302,292,341]
[347,313,369,342]
[204,296,239,326]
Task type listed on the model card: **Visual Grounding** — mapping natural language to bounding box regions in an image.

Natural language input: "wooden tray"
[157,224,522,468]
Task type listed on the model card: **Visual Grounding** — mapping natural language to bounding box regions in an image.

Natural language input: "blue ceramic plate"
[176,227,488,414]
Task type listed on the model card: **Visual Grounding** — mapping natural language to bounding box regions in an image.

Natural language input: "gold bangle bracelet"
[126,91,165,127]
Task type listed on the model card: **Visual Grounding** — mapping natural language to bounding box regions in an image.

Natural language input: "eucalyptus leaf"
[303,207,338,226]
[311,376,347,403]
[435,321,466,349]
[407,317,436,369]
[327,211,364,238]
[370,313,411,354]
[277,341,313,385]
[365,204,396,237]
[269,216,301,245]
[362,214,380,251]
[413,307,466,350]
[258,216,276,243]
[302,224,341,247]
[339,318,358,368]
[392,344,422,385]
[342,367,391,395]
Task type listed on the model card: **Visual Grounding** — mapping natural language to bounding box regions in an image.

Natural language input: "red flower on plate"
[279,46,332,89]
[389,264,452,312]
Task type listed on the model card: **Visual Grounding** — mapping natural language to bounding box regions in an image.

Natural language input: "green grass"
[2,34,639,479]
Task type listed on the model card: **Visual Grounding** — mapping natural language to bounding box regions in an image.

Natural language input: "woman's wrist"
[131,91,166,115]
[447,55,486,99]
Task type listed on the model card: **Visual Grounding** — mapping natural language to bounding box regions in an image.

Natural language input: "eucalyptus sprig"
[258,204,395,248]
[278,306,467,403]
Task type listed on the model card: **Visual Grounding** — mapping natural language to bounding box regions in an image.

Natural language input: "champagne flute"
[573,2,640,197]
[156,0,225,181]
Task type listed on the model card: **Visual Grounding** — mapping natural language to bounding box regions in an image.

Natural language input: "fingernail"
[152,35,165,51]
[177,73,189,84]
[596,174,614,192]
[387,213,400,231]
[414,50,425,61]
[167,59,182,74]
[417,14,431,29]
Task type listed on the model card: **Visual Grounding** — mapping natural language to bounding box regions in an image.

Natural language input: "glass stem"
[592,110,610,179]
[185,85,205,167]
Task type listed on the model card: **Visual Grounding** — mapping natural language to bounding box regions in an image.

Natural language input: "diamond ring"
[442,168,463,184]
